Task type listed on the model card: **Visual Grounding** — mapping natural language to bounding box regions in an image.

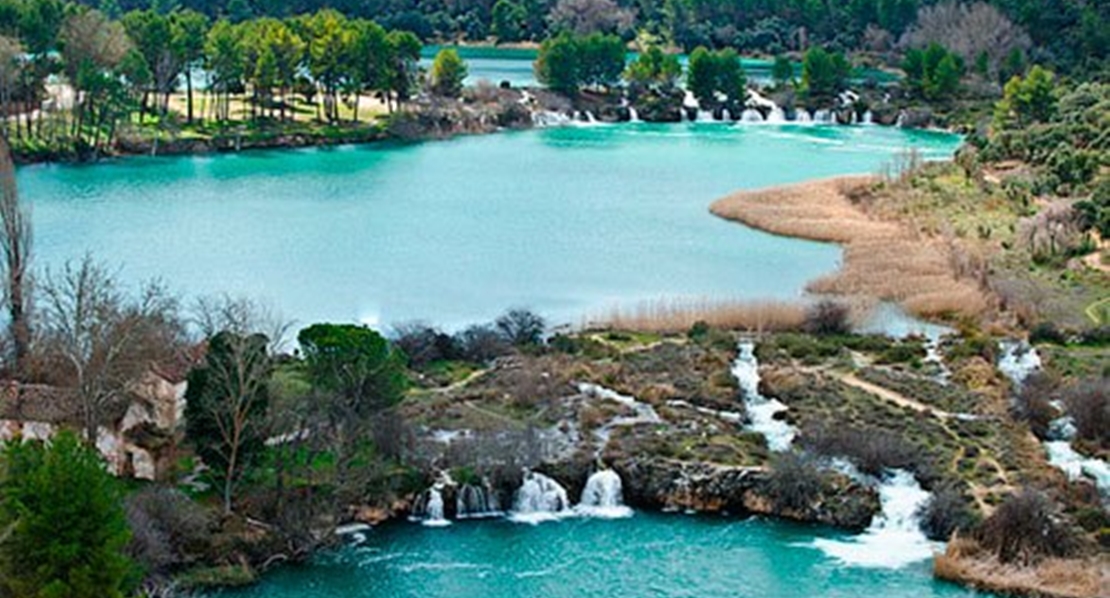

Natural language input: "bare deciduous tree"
[549,0,635,36]
[900,2,1031,79]
[191,293,291,353]
[0,137,30,376]
[39,256,185,442]
[0,36,23,141]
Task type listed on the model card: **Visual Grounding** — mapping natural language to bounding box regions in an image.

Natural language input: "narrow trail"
[839,373,959,419]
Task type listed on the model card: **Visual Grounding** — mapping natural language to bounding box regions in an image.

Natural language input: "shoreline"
[709,175,991,323]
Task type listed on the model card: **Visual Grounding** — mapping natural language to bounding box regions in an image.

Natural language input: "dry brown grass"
[589,298,807,334]
[710,176,991,320]
[934,537,1108,598]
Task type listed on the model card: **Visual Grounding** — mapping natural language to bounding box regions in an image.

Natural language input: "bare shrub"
[1012,372,1060,440]
[391,321,461,368]
[976,489,1078,565]
[1018,203,1089,264]
[917,483,978,541]
[456,324,512,363]
[125,488,213,575]
[767,452,823,512]
[900,1,1031,79]
[548,0,635,36]
[803,300,851,336]
[801,424,917,476]
[1062,378,1109,447]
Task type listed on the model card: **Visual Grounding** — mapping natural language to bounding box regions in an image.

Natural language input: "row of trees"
[63,0,1103,75]
[0,1,428,156]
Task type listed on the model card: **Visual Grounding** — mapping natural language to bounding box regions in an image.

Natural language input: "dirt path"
[840,372,959,419]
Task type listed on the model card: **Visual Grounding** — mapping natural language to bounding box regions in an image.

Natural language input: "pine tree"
[0,432,134,598]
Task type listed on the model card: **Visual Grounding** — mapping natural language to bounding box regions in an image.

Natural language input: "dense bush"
[1062,378,1110,447]
[975,489,1078,564]
[801,424,918,476]
[392,322,462,368]
[1011,372,1060,440]
[125,488,213,576]
[456,324,512,363]
[495,308,546,347]
[917,483,978,541]
[1028,321,1067,345]
[803,300,852,336]
[766,452,824,512]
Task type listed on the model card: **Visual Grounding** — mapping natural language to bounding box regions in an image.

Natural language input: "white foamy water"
[733,342,796,451]
[998,340,1041,387]
[1045,441,1110,493]
[420,487,451,527]
[510,471,572,524]
[575,469,633,519]
[810,470,935,568]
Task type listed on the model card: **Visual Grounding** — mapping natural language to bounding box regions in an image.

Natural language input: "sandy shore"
[709,176,990,320]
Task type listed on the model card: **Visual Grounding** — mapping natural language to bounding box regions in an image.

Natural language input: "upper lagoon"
[21,123,960,329]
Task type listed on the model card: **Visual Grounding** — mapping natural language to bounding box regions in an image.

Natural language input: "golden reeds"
[588,297,807,334]
[710,176,991,320]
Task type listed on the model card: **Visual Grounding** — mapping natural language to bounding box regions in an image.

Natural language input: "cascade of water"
[733,342,796,451]
[456,480,503,519]
[532,111,571,127]
[585,111,597,124]
[575,469,633,518]
[740,109,765,122]
[767,106,786,123]
[628,106,641,122]
[813,109,833,123]
[997,340,1041,388]
[895,110,907,128]
[811,470,935,568]
[510,470,571,523]
[411,485,451,527]
[794,109,812,123]
[862,110,874,125]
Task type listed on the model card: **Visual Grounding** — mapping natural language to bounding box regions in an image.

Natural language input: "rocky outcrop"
[612,458,880,531]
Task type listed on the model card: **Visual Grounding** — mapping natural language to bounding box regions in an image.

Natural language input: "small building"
[0,364,191,481]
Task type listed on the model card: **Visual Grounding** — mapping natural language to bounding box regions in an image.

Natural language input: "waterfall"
[895,110,907,128]
[811,470,935,568]
[813,109,833,124]
[532,110,571,127]
[923,338,951,384]
[628,106,641,122]
[862,110,874,125]
[794,109,812,123]
[1045,404,1110,497]
[740,108,765,123]
[585,111,597,124]
[733,342,796,451]
[575,469,633,518]
[997,340,1041,388]
[767,106,786,123]
[510,470,572,523]
[411,485,451,527]
[456,480,503,519]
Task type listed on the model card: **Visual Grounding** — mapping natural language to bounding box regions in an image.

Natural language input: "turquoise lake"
[215,513,984,598]
[21,123,960,330]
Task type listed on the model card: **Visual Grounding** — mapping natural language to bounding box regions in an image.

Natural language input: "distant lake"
[22,122,959,330]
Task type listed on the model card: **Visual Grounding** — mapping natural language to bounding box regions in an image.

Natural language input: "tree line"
[0,0,428,157]
[58,0,1104,76]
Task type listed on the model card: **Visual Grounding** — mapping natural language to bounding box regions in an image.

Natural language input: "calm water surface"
[216,513,985,598]
[22,123,959,329]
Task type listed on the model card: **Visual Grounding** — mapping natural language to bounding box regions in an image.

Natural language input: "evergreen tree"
[535,32,580,95]
[771,54,793,88]
[0,432,134,598]
[686,45,715,107]
[429,47,467,97]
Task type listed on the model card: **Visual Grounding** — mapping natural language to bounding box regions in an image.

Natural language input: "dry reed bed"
[709,176,990,319]
[590,298,807,334]
[934,538,1108,598]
